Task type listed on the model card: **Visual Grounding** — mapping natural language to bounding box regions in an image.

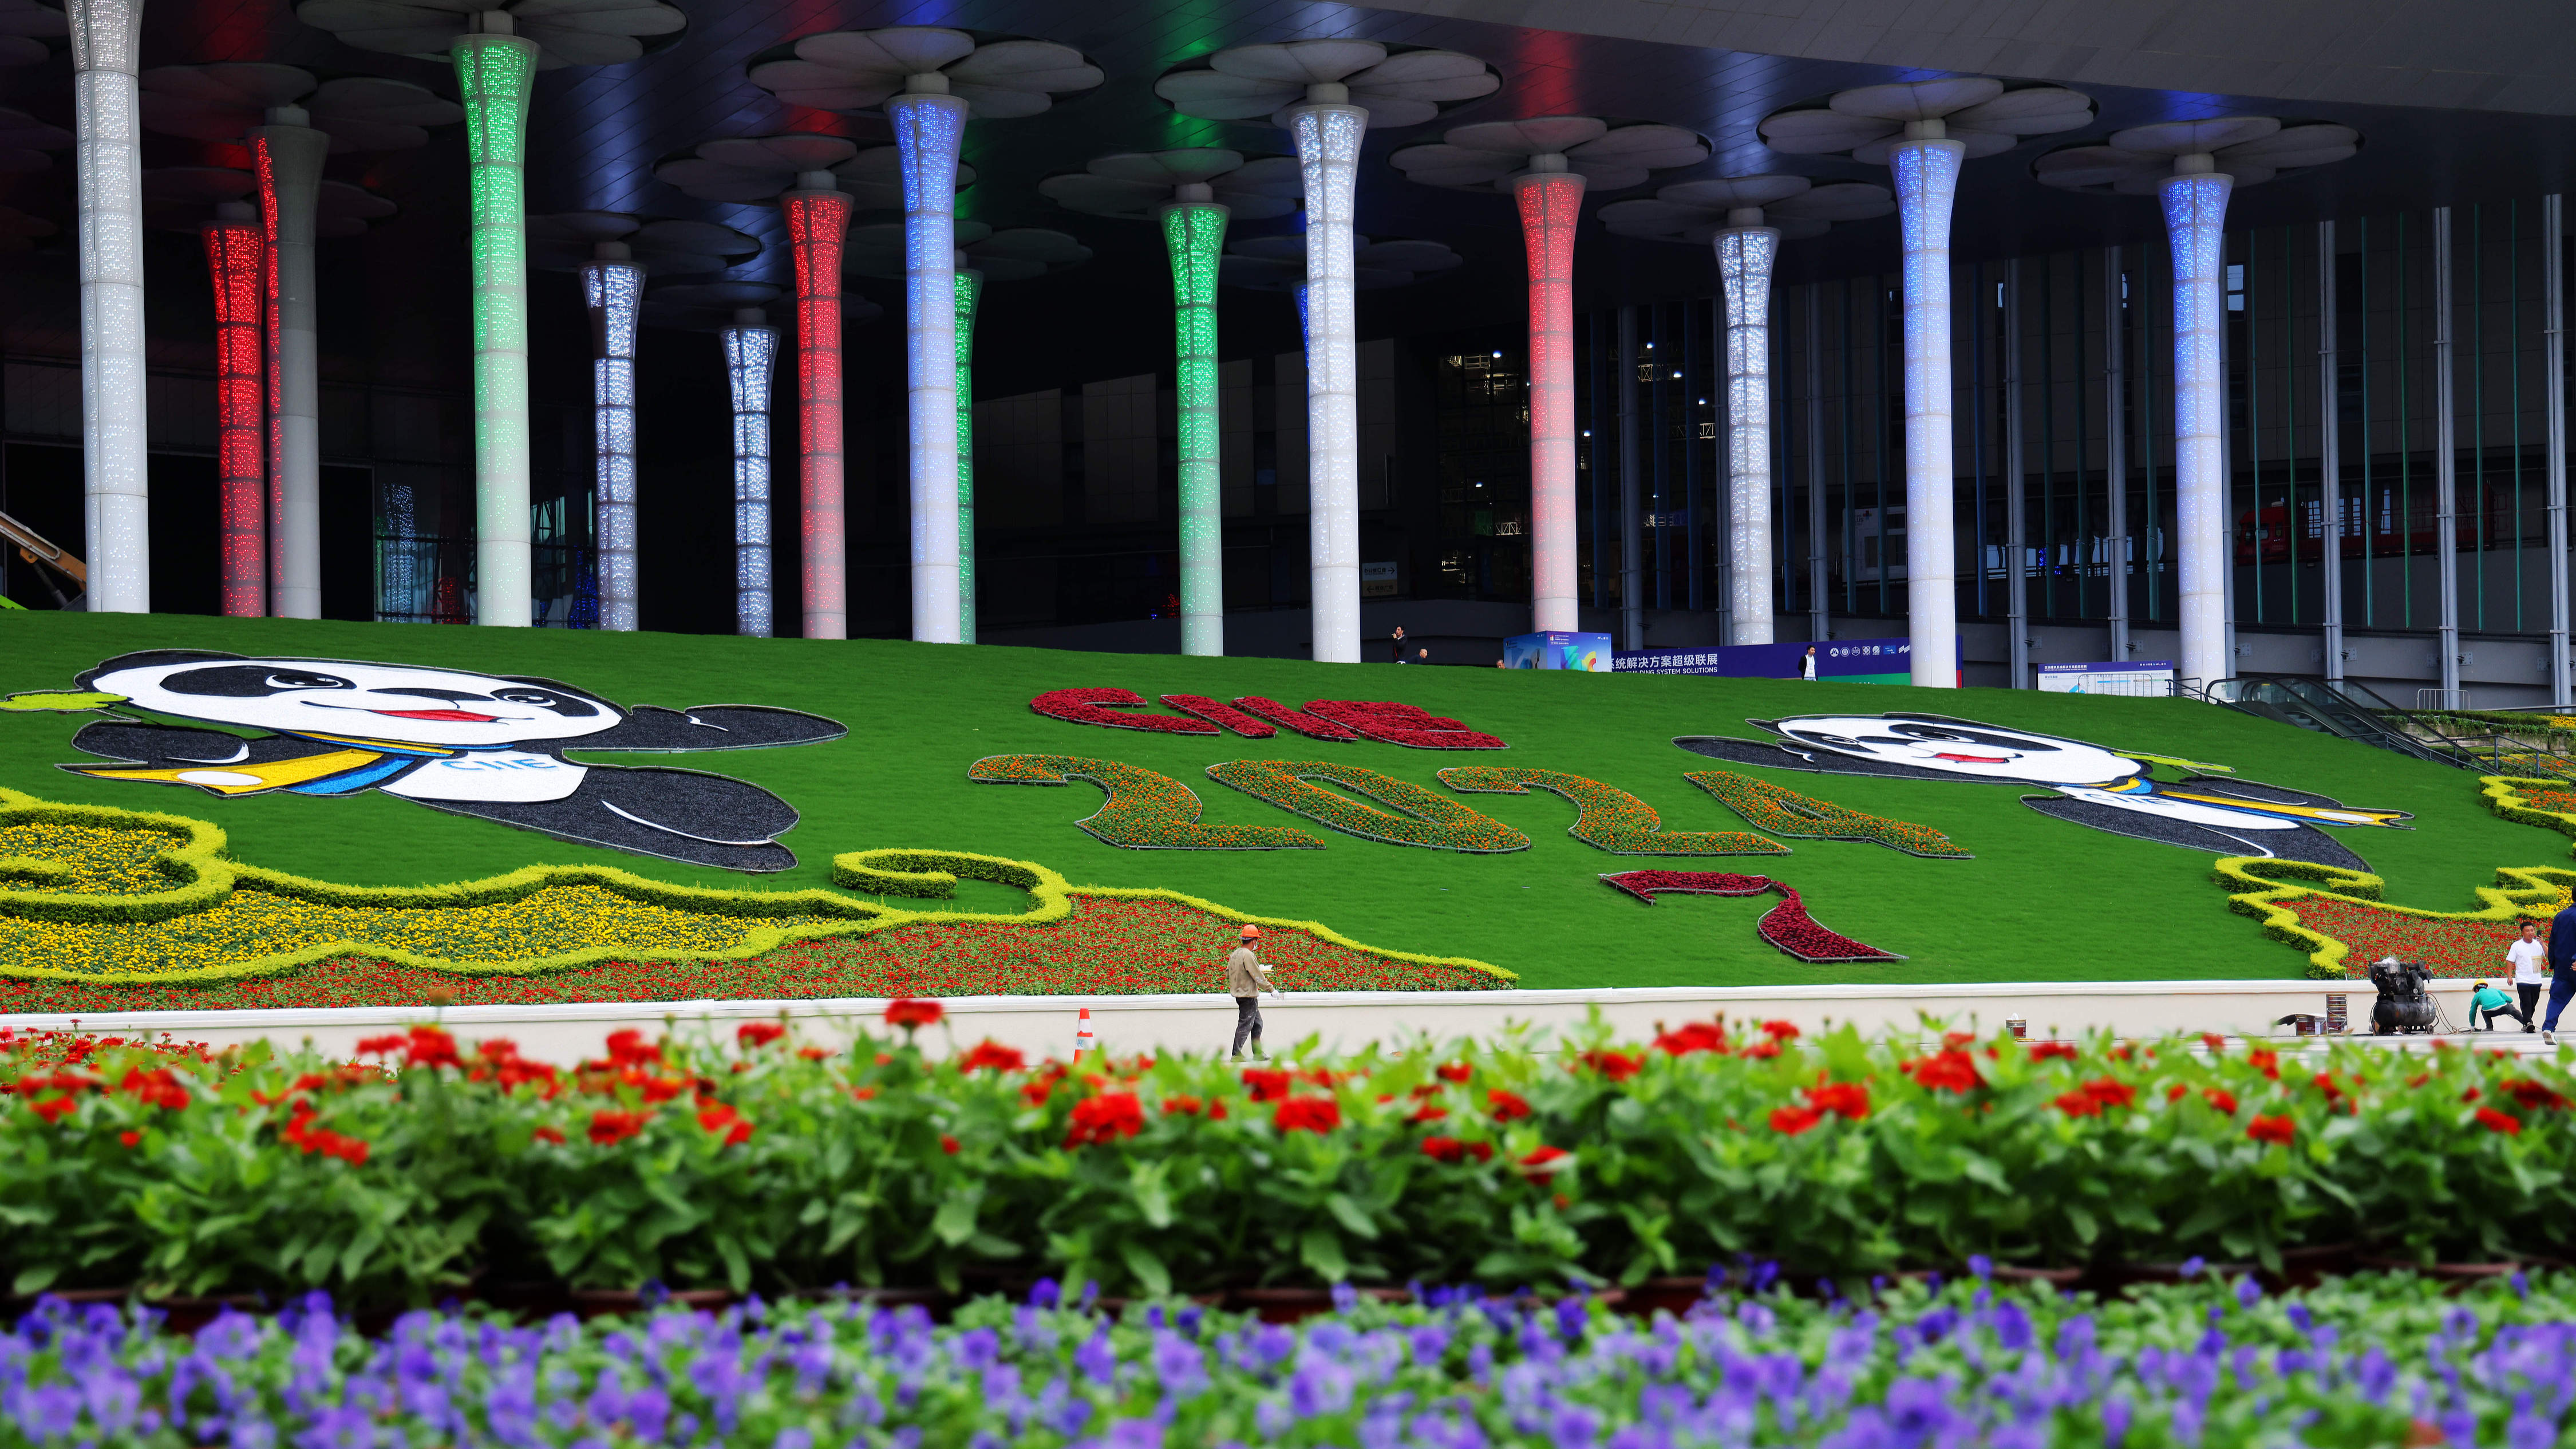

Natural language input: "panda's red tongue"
[373,708,497,722]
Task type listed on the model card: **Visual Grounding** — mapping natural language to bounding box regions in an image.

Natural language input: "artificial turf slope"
[0,611,2551,989]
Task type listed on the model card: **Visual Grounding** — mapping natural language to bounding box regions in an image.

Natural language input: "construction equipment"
[0,507,84,609]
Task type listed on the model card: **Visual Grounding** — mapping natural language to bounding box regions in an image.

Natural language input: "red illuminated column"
[1513,165,1585,634]
[783,177,851,640]
[202,203,266,617]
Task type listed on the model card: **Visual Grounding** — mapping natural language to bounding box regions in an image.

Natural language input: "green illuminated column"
[452,21,538,626]
[1163,198,1227,656]
[956,266,981,643]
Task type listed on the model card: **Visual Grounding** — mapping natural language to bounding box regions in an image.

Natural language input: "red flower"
[697,1103,753,1145]
[1274,1096,1341,1134]
[1409,1104,1449,1124]
[600,1030,663,1068]
[1161,1095,1203,1116]
[2167,1083,2188,1102]
[1065,1091,1144,1148]
[737,1022,788,1048]
[2080,1079,2137,1110]
[2504,1080,2571,1111]
[940,1133,961,1154]
[1020,1080,1055,1107]
[1242,1068,1294,1103]
[403,1027,461,1070]
[588,1110,651,1146]
[1743,1041,1782,1060]
[114,1068,189,1111]
[1486,1089,1531,1122]
[1436,1061,1473,1083]
[1580,1050,1643,1081]
[1760,1020,1801,1041]
[2029,1042,2080,1062]
[851,1086,877,1101]
[354,1034,406,1056]
[534,1126,566,1146]
[1807,1082,1871,1120]
[1769,1105,1823,1135]
[2476,1107,2523,1136]
[2246,1114,2296,1145]
[1651,1022,1729,1057]
[26,1095,74,1124]
[1903,1050,1982,1093]
[2247,1049,2281,1081]
[955,1039,1026,1074]
[797,1047,831,1061]
[2201,1033,2227,1051]
[638,1076,689,1104]
[118,1130,141,1148]
[1517,1145,1571,1181]
[2203,1088,2239,1115]
[884,999,945,1031]
[1422,1136,1469,1164]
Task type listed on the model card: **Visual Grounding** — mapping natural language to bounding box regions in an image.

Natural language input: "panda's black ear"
[77,650,241,688]
[1745,718,1783,735]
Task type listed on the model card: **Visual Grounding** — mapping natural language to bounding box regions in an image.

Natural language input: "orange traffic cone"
[1073,1006,1096,1060]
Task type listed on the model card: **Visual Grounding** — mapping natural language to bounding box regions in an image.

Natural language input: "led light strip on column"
[1890,136,1963,688]
[1290,102,1364,663]
[1163,200,1227,656]
[955,268,981,643]
[892,88,967,645]
[1514,171,1583,634]
[452,26,538,626]
[722,318,779,638]
[1717,225,1780,645]
[66,0,148,612]
[202,211,266,617]
[2164,168,2234,689]
[783,182,852,640]
[582,257,643,630]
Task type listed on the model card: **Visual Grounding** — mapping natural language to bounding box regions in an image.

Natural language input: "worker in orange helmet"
[1226,924,1277,1060]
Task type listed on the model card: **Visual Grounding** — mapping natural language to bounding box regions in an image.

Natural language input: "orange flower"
[1162,1095,1204,1116]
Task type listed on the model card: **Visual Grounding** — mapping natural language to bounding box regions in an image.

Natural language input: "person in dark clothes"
[2543,901,2576,1043]
[2471,981,2532,1032]
[1390,626,1406,663]
[1416,647,1432,666]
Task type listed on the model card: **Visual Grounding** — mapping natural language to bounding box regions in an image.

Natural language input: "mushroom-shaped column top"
[1390,116,1708,193]
[0,0,66,68]
[1599,175,1892,243]
[141,64,462,150]
[530,212,758,274]
[143,165,394,236]
[1156,40,1499,129]
[843,221,1091,282]
[1038,149,1302,220]
[1761,79,2094,162]
[1222,233,1460,291]
[2033,117,2360,194]
[293,0,686,68]
[749,26,1100,119]
[654,133,979,207]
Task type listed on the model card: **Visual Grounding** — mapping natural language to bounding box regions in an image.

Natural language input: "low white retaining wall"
[0,977,2502,1063]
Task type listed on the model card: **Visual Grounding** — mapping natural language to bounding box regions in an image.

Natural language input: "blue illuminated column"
[722,310,779,638]
[2162,160,2234,688]
[66,0,147,612]
[1890,131,1964,688]
[891,81,967,645]
[1716,222,1779,646]
[582,246,643,631]
[955,264,981,643]
[1289,96,1364,663]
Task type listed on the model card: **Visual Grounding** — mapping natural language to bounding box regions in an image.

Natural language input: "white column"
[1513,166,1584,635]
[251,110,326,619]
[2005,258,2029,686]
[1162,198,1227,656]
[452,21,539,627]
[1289,92,1364,662]
[2161,160,2234,689]
[1807,287,1830,647]
[723,313,777,638]
[1717,223,1779,646]
[2104,244,2128,661]
[1890,131,1964,688]
[2433,206,2459,703]
[2546,196,2569,707]
[582,250,643,631]
[2319,221,2346,688]
[67,0,147,613]
[891,81,967,645]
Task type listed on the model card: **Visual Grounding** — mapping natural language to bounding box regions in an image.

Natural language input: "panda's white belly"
[385,752,587,803]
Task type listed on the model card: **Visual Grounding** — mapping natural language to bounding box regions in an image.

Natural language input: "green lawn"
[1,611,2552,988]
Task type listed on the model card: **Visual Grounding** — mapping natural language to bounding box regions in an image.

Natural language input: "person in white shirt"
[2508,920,2549,1034]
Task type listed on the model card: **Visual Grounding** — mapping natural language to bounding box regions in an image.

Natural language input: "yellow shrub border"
[2213,849,2576,981]
[2478,774,2576,846]
[0,790,1514,986]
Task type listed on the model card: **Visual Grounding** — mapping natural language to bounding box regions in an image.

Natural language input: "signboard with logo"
[2036,661,2176,696]
[1611,637,1941,685]
[1503,631,1613,672]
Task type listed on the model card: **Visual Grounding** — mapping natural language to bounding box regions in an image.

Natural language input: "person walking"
[2544,900,2576,1043]
[1227,924,1277,1059]
[2471,980,2532,1032]
[2508,919,2547,1033]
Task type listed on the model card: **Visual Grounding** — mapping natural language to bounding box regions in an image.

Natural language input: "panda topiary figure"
[49,651,847,873]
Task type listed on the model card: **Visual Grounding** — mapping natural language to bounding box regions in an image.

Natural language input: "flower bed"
[6,1273,2575,1447]
[968,755,1323,851]
[1597,870,1904,962]
[1684,769,1971,858]
[1027,688,1218,735]
[2216,850,2576,980]
[1436,766,1787,856]
[6,1020,2571,1304]
[1204,761,1528,852]
[1301,700,1506,749]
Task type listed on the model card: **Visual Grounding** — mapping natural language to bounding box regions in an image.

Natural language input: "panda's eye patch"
[162,665,354,697]
[492,688,596,717]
